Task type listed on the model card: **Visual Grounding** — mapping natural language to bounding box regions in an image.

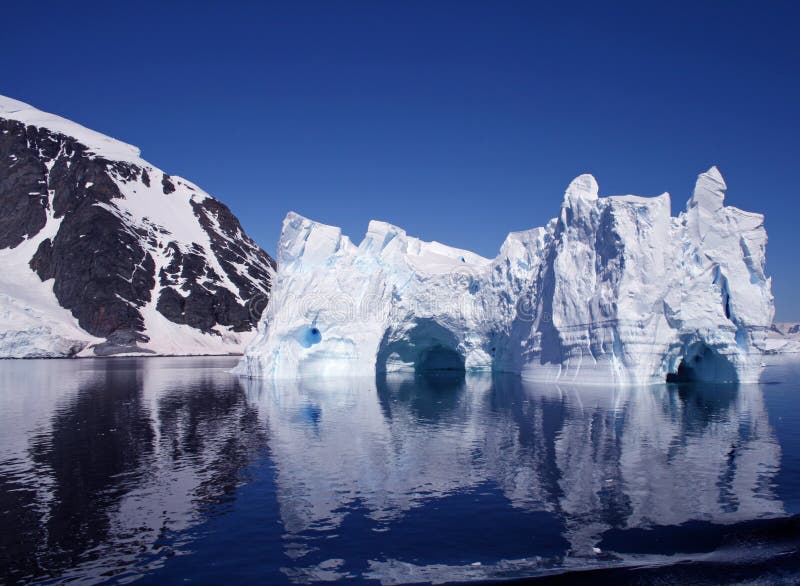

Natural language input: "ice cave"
[666,343,739,384]
[377,319,466,374]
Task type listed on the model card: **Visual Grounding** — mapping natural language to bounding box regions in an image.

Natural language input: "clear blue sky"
[2,1,799,319]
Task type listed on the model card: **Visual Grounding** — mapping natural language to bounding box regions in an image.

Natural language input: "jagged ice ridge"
[237,167,773,385]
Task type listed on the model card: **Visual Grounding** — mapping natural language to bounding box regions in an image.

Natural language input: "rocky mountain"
[0,96,275,357]
[767,322,800,354]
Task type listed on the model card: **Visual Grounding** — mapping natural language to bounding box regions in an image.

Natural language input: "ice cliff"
[237,167,773,384]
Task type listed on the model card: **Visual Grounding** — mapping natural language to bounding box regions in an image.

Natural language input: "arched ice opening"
[376,319,466,375]
[666,342,738,384]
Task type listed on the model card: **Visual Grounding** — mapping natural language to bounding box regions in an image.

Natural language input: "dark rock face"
[91,330,157,356]
[153,198,276,334]
[37,203,155,338]
[192,198,274,304]
[161,174,176,194]
[0,120,49,248]
[0,115,274,354]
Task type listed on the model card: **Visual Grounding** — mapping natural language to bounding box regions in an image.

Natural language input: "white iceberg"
[237,167,773,384]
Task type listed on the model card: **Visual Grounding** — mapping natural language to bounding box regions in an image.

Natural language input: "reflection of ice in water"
[0,360,786,584]
[244,373,494,536]
[550,383,782,555]
[244,374,784,577]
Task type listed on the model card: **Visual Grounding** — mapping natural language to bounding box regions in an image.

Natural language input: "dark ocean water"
[1,356,800,585]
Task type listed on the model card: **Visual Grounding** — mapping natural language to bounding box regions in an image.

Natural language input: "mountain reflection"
[0,359,786,584]
[244,374,784,566]
[28,364,156,574]
[0,358,266,584]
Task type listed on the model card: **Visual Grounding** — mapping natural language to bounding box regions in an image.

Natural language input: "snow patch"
[0,95,141,162]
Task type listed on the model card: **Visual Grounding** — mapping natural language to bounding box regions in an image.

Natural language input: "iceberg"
[236,167,773,384]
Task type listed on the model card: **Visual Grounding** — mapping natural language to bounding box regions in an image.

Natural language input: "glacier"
[236,167,774,384]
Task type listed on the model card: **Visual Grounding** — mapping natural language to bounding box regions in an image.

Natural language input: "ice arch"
[666,343,738,383]
[235,168,774,384]
[376,319,466,374]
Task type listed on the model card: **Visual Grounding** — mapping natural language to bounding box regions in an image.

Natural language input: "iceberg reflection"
[0,358,786,584]
[244,373,783,578]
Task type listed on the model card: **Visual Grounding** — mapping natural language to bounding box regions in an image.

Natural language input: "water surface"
[2,357,800,584]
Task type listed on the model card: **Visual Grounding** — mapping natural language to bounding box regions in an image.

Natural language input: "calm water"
[2,357,800,585]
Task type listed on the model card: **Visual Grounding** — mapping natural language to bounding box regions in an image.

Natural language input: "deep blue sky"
[2,1,799,318]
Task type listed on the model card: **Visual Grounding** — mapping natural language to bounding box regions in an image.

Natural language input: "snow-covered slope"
[766,322,800,354]
[0,95,274,357]
[237,167,773,384]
